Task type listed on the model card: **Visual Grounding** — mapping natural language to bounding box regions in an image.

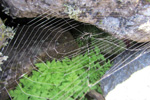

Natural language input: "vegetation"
[76,25,126,54]
[9,46,112,100]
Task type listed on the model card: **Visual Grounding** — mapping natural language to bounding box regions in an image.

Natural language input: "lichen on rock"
[0,18,15,69]
[64,4,81,20]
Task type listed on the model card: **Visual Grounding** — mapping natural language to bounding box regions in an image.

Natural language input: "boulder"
[105,65,150,100]
[1,0,150,42]
[100,49,150,97]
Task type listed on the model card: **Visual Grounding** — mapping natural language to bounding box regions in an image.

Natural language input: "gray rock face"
[105,65,150,100]
[1,0,150,42]
[100,49,150,97]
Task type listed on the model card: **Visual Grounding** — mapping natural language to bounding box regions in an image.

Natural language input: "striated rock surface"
[1,0,150,42]
[105,65,150,100]
[100,49,150,97]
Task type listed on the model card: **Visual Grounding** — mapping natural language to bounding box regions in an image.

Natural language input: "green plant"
[9,46,112,100]
[75,25,126,55]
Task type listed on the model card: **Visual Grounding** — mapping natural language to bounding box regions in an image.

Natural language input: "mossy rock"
[0,18,15,48]
[0,18,15,70]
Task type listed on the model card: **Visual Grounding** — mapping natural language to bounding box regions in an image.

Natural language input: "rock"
[100,49,150,97]
[105,65,150,100]
[0,18,15,49]
[87,90,105,100]
[1,0,150,42]
[0,18,15,71]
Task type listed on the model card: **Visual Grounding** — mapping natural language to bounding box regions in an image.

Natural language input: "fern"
[9,46,112,100]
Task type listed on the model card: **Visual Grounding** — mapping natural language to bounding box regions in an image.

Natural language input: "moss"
[146,0,150,2]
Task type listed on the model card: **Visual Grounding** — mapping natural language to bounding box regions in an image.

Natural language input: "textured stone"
[1,0,150,42]
[0,18,14,67]
[105,65,150,100]
[100,49,150,97]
